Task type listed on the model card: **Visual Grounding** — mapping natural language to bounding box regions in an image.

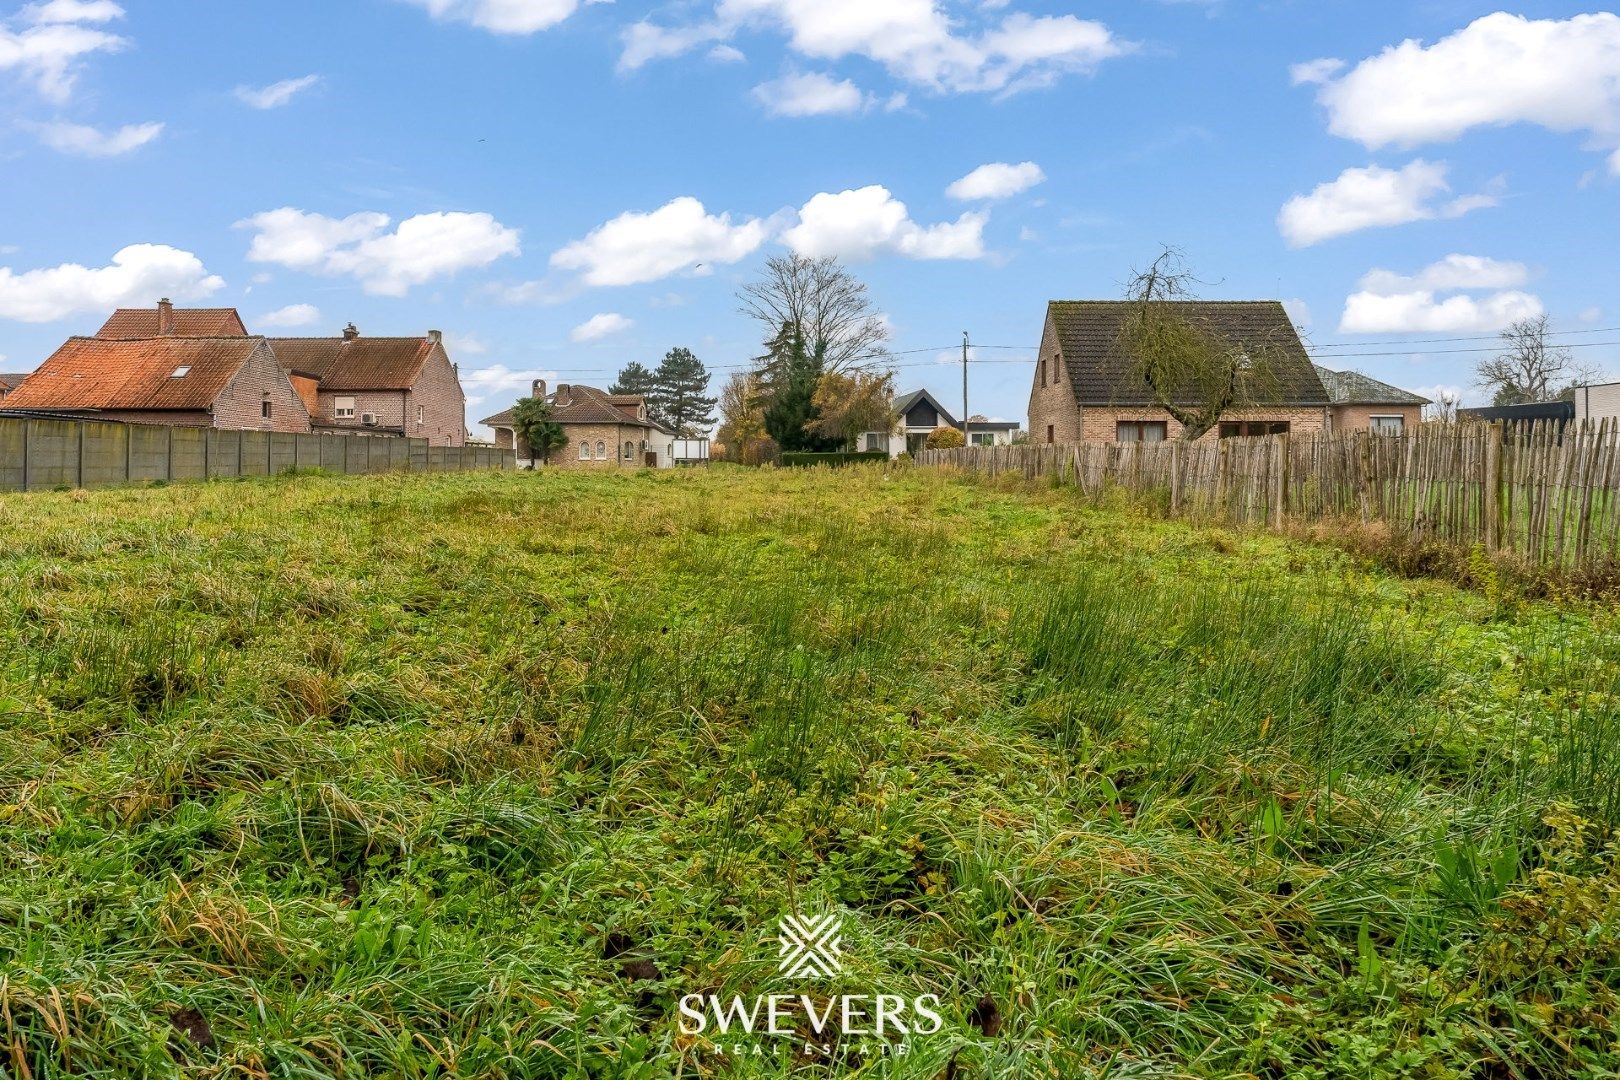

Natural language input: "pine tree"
[760,328,841,453]
[652,348,718,436]
[611,362,658,401]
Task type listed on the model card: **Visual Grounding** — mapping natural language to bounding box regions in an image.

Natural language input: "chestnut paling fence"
[917,420,1620,570]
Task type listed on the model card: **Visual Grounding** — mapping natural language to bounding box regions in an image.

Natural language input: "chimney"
[343,323,359,341]
[427,329,442,344]
[531,379,546,399]
[157,298,174,336]
[556,383,571,405]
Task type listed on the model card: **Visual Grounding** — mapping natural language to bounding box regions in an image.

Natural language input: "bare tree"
[1427,389,1461,424]
[1118,249,1283,441]
[808,368,896,450]
[715,371,773,464]
[1476,315,1595,405]
[739,254,890,373]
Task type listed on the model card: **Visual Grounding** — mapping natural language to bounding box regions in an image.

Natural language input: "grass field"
[1,465,1617,1078]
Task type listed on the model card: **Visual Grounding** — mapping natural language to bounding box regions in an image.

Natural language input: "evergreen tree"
[652,347,718,436]
[611,362,658,406]
[760,327,841,453]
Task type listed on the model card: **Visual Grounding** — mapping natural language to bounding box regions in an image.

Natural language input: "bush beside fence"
[780,451,891,467]
[0,416,514,493]
[917,421,1620,572]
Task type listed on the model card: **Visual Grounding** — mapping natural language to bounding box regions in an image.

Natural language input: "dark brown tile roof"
[481,384,662,429]
[1314,365,1431,406]
[0,372,32,393]
[97,308,248,339]
[2,337,269,411]
[267,337,436,391]
[1049,301,1328,407]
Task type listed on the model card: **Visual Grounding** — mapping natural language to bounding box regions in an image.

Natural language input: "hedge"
[780,451,891,468]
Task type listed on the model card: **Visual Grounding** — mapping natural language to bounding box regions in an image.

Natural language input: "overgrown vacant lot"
[1,466,1618,1078]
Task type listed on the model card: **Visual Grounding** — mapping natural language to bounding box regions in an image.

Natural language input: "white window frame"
[578,440,589,460]
[335,396,357,420]
[595,440,606,460]
[416,405,425,427]
[1369,414,1405,435]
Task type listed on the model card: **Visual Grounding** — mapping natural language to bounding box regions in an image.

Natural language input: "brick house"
[1,335,311,431]
[1028,300,1333,445]
[268,325,467,446]
[1315,365,1430,434]
[97,299,249,339]
[482,381,675,468]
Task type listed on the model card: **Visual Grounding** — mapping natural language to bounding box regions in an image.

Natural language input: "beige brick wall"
[544,422,648,469]
[1026,316,1082,444]
[1329,404,1422,433]
[212,340,312,433]
[1078,405,1328,444]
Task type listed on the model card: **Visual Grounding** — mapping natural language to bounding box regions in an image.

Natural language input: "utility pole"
[961,330,970,439]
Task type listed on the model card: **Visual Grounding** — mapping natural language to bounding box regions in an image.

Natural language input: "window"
[970,432,995,446]
[579,441,589,460]
[1369,415,1405,435]
[864,432,885,452]
[624,441,634,460]
[1040,358,1047,387]
[1218,421,1291,439]
[1117,421,1167,444]
[417,405,425,427]
[595,440,606,460]
[1046,424,1055,444]
[261,399,273,420]
[335,397,356,419]
[170,366,190,379]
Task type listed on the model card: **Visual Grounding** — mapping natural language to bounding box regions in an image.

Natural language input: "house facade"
[1,335,311,432]
[1028,300,1332,445]
[1315,365,1430,434]
[861,389,1022,456]
[1575,381,1620,426]
[269,325,467,446]
[482,381,676,468]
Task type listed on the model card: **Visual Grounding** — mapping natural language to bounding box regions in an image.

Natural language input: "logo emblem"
[778,913,843,978]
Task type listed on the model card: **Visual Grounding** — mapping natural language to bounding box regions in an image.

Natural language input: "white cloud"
[257,303,322,328]
[783,185,986,261]
[240,208,521,296]
[1282,298,1311,330]
[551,197,770,287]
[462,364,559,414]
[1277,159,1497,247]
[400,0,583,34]
[946,160,1044,200]
[1303,13,1620,169]
[1288,57,1343,86]
[34,119,161,156]
[622,1,1128,94]
[235,74,320,109]
[570,312,633,342]
[752,71,869,116]
[1,0,125,101]
[708,43,745,63]
[0,243,223,323]
[1340,254,1542,334]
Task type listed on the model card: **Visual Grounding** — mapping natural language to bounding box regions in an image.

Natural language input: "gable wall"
[405,345,467,447]
[1026,315,1082,444]
[212,341,312,433]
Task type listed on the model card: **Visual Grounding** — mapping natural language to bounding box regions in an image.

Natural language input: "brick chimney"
[343,323,359,341]
[556,383,571,406]
[157,298,174,335]
[427,329,442,344]
[531,379,546,399]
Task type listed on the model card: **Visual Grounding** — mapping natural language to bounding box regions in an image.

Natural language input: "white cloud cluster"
[570,312,633,342]
[752,71,869,116]
[35,118,160,156]
[398,0,590,34]
[1300,12,1620,174]
[240,208,521,296]
[783,185,985,261]
[1278,160,1496,247]
[257,303,322,328]
[235,74,320,109]
[1,0,125,102]
[461,363,560,415]
[946,160,1044,201]
[551,197,772,287]
[622,0,1128,96]
[1340,255,1543,334]
[0,243,223,323]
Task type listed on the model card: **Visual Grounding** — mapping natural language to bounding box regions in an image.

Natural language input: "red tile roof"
[2,337,270,411]
[97,308,248,339]
[268,337,437,391]
[480,384,668,430]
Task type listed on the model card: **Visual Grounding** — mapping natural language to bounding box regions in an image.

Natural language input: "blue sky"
[2,0,1618,434]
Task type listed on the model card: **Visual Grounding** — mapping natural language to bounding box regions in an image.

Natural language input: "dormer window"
[171,366,190,378]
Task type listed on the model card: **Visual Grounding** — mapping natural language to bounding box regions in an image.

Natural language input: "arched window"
[624,441,634,459]
[595,440,606,459]
[578,440,588,460]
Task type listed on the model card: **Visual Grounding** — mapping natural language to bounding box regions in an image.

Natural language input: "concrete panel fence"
[0,417,514,493]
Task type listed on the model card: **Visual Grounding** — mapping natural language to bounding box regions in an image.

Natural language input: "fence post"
[1484,421,1503,552]
[1272,432,1289,530]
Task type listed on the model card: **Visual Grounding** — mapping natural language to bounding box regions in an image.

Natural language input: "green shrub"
[779,451,889,467]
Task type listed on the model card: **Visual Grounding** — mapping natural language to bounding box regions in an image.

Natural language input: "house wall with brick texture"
[551,422,648,468]
[211,341,312,433]
[407,346,467,446]
[1078,405,1328,444]
[1026,316,1082,444]
[1329,404,1423,434]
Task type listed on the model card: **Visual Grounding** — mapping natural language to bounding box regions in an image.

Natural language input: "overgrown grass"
[1,465,1617,1078]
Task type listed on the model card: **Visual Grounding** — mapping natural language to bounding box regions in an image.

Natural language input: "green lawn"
[1,466,1617,1078]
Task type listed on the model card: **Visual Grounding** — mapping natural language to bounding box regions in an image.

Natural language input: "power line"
[1309,326,1620,350]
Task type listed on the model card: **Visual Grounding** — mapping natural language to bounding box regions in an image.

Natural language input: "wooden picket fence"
[916,420,1620,570]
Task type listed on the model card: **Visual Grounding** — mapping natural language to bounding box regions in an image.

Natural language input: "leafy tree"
[739,254,890,374]
[808,369,895,450]
[1118,248,1283,441]
[510,397,567,468]
[716,372,774,464]
[760,325,841,453]
[926,425,966,450]
[1478,315,1598,405]
[653,348,718,436]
